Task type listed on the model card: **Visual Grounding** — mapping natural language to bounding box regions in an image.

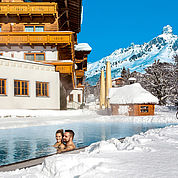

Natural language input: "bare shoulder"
[67,143,76,149]
[53,142,59,148]
[60,143,66,149]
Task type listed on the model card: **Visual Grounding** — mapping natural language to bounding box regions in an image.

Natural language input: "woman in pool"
[53,129,65,150]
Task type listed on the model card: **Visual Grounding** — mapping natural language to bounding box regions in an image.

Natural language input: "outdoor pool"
[0,121,177,166]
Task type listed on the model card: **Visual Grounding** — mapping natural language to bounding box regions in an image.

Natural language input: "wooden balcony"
[0,2,57,23]
[0,2,57,16]
[44,61,75,89]
[76,70,84,78]
[44,61,73,75]
[56,65,73,74]
[0,32,74,45]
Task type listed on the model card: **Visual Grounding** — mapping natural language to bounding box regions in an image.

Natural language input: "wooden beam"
[64,0,70,30]
[59,20,69,30]
[58,10,67,20]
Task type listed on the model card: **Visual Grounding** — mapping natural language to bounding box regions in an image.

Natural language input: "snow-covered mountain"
[86,25,178,85]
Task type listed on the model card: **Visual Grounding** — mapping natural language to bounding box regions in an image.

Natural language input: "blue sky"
[78,0,178,63]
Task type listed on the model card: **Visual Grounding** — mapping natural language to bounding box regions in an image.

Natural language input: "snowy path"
[1,125,178,178]
[0,106,177,130]
[0,110,99,129]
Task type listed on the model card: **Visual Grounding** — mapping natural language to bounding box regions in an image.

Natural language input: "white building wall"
[67,89,83,109]
[0,46,58,61]
[0,57,60,109]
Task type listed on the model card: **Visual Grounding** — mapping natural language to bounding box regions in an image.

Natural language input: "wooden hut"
[109,83,159,116]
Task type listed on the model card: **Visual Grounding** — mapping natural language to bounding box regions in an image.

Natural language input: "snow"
[1,124,178,177]
[162,25,173,34]
[118,105,129,115]
[75,43,92,51]
[0,106,178,177]
[109,83,159,104]
[128,77,136,81]
[0,106,177,130]
[0,109,97,130]
[86,25,177,86]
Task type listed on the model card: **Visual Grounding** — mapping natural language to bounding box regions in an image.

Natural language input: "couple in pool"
[53,129,75,153]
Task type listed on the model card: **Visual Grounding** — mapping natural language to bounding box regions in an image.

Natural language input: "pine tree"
[121,67,130,84]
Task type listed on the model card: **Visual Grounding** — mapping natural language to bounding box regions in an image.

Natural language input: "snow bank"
[85,137,152,154]
[1,125,178,178]
[109,83,159,104]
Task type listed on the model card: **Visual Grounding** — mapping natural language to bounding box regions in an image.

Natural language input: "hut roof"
[109,83,159,105]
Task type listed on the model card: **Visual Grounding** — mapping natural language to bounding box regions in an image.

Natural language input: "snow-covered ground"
[1,124,178,178]
[0,106,178,178]
[0,105,177,130]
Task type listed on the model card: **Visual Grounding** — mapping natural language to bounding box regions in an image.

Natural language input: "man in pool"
[57,129,76,153]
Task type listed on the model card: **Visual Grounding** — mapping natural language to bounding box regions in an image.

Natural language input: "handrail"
[0,32,74,45]
[0,2,57,15]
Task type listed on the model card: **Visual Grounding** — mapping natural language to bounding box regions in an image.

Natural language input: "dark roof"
[58,0,82,33]
[25,0,82,33]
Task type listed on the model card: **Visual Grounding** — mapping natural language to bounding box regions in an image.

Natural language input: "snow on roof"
[109,83,159,104]
[75,43,92,51]
[128,77,136,81]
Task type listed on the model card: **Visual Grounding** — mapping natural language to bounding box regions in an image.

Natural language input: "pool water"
[0,122,177,166]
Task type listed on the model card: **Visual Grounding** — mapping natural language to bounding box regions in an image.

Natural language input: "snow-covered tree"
[140,60,177,105]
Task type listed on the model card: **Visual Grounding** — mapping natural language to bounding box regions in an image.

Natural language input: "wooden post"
[100,69,105,109]
[105,61,112,108]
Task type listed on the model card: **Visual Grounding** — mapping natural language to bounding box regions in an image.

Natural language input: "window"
[140,106,149,113]
[35,26,44,32]
[25,53,45,61]
[36,82,49,97]
[78,94,81,103]
[36,54,45,61]
[69,94,73,102]
[25,26,44,32]
[25,26,34,32]
[14,80,29,96]
[25,53,34,61]
[0,79,6,95]
[0,26,1,32]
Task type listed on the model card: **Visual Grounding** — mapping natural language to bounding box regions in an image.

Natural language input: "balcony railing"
[0,2,57,16]
[44,61,73,74]
[0,32,74,45]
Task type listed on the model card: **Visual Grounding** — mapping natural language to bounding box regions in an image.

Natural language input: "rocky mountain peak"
[162,25,173,34]
[86,26,178,85]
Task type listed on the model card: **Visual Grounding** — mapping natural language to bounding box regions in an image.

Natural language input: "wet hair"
[65,130,75,139]
[56,129,64,137]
